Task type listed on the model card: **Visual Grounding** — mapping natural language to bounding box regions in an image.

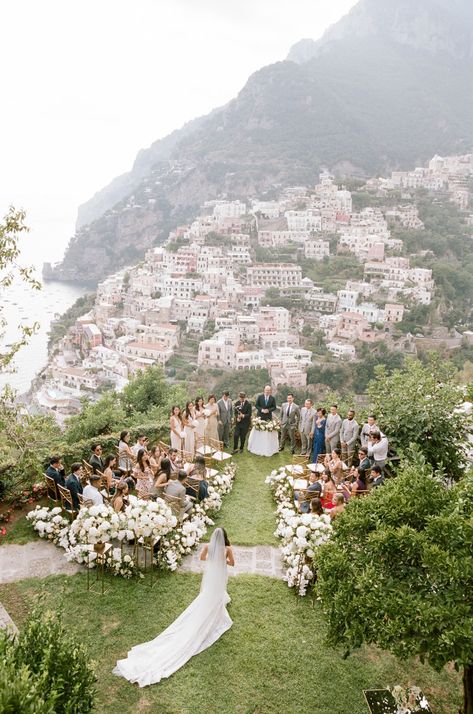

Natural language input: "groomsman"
[299,398,316,456]
[279,393,300,454]
[340,409,359,466]
[233,392,252,453]
[217,391,233,448]
[255,385,277,421]
[324,404,342,453]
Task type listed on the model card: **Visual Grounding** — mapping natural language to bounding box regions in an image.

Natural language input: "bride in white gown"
[113,527,234,687]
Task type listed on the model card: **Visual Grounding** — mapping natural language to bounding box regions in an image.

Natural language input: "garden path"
[0,540,80,584]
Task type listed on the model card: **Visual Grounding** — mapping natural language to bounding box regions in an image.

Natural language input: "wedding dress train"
[113,528,232,687]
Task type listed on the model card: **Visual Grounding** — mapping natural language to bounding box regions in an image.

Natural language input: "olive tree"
[317,455,473,713]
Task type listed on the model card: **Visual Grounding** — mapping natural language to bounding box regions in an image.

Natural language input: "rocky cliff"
[49,0,473,284]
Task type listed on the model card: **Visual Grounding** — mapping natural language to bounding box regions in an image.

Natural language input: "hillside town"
[35,153,473,421]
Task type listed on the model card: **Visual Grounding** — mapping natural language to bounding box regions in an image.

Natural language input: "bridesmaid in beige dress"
[204,394,219,442]
[170,405,184,453]
[183,401,196,455]
[194,396,206,449]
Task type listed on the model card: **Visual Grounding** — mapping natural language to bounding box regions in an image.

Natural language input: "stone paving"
[179,545,285,579]
[0,601,18,635]
[0,541,80,585]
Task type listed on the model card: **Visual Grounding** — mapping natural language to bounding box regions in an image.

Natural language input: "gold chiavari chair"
[208,438,232,463]
[57,484,77,521]
[163,493,187,522]
[44,474,60,505]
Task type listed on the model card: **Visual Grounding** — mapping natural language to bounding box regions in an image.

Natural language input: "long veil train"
[113,527,232,687]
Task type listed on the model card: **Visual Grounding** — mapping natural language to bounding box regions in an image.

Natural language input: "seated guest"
[103,454,120,491]
[65,463,83,510]
[310,497,324,516]
[330,493,346,520]
[83,474,104,506]
[357,446,371,482]
[298,472,322,514]
[131,434,148,457]
[118,430,134,475]
[46,456,66,489]
[165,470,193,514]
[89,444,104,474]
[168,448,181,475]
[370,464,385,488]
[324,448,344,484]
[133,449,154,499]
[149,446,164,476]
[321,470,336,509]
[112,482,129,513]
[186,455,209,500]
[350,468,367,497]
[368,430,389,470]
[151,458,172,497]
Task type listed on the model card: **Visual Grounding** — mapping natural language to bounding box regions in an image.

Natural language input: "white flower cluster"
[26,506,69,544]
[158,461,236,571]
[266,467,333,596]
[252,417,280,432]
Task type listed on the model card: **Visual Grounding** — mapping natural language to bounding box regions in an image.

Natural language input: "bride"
[113,527,235,687]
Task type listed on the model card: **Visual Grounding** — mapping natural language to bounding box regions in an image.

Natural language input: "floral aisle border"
[265,466,333,596]
[27,462,236,578]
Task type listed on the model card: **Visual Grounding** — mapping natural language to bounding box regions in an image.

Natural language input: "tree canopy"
[317,455,473,713]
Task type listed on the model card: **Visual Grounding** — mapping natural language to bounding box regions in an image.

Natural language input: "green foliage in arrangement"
[367,356,472,479]
[0,599,96,713]
[317,455,473,714]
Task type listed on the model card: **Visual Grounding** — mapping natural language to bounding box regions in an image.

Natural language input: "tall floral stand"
[87,542,112,596]
[134,537,159,587]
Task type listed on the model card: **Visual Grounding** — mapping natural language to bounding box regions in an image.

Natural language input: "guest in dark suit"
[255,385,276,422]
[233,392,252,453]
[89,444,104,474]
[46,457,66,489]
[65,463,83,510]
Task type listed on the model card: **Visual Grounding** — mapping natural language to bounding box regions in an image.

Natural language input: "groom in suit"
[279,393,300,454]
[233,391,252,453]
[255,385,276,421]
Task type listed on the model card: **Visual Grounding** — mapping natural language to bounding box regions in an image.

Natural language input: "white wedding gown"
[113,528,232,687]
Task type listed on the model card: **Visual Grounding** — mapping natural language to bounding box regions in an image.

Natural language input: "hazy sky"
[0,0,356,265]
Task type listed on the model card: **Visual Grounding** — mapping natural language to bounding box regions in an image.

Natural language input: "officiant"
[255,385,276,421]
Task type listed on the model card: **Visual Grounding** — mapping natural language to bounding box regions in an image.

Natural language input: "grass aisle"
[0,572,461,714]
[210,450,288,546]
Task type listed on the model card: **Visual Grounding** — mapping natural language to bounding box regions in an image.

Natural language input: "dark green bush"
[0,629,55,714]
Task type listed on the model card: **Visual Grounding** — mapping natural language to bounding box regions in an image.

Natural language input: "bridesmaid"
[311,407,327,464]
[183,401,196,455]
[204,394,219,442]
[194,396,206,449]
[170,405,184,453]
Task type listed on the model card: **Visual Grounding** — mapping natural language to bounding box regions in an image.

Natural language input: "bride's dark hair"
[221,527,230,546]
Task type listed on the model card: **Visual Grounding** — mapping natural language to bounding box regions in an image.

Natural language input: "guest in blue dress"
[311,408,327,463]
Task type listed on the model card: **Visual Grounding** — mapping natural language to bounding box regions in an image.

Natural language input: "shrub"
[3,599,96,714]
[0,629,54,714]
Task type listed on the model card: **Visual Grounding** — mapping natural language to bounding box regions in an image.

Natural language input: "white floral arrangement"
[123,495,177,541]
[266,467,333,596]
[252,416,280,432]
[26,506,69,544]
[389,686,430,713]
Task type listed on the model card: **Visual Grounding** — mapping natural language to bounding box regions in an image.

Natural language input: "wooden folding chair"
[163,493,188,522]
[82,460,93,478]
[184,476,201,501]
[44,474,60,505]
[158,441,171,453]
[208,438,232,463]
[57,484,77,520]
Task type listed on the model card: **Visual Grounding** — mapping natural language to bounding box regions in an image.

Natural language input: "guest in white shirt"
[367,430,389,469]
[131,434,148,457]
[83,474,104,506]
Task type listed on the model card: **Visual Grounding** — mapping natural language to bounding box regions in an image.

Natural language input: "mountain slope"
[51,0,473,283]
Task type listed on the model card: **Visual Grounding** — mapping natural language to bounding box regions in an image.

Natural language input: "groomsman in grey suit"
[299,398,316,455]
[217,391,233,448]
[324,404,342,453]
[340,409,360,466]
[279,393,301,454]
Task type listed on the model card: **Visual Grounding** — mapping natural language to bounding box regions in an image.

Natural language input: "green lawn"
[1,509,37,544]
[0,572,461,714]
[209,450,289,545]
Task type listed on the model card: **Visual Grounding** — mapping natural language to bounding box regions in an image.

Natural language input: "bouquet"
[252,416,280,432]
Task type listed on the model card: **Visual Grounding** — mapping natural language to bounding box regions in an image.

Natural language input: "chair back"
[184,476,200,500]
[158,440,170,453]
[82,460,93,477]
[44,475,59,503]
[164,493,183,520]
[57,484,75,516]
[95,469,110,497]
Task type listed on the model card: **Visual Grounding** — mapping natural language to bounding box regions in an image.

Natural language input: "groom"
[255,385,276,422]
